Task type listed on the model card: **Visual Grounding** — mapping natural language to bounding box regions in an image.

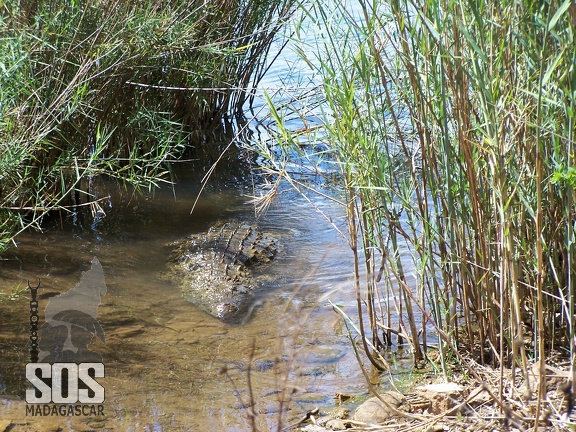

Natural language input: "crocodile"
[164,221,278,323]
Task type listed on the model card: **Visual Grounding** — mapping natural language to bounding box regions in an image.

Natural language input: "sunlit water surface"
[1,177,389,430]
[0,8,415,430]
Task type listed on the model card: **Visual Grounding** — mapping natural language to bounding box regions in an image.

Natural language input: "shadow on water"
[0,155,415,430]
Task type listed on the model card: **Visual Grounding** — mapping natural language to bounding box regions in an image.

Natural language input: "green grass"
[0,283,29,303]
[0,0,295,250]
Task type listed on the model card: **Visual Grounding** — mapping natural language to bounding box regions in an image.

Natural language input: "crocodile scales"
[165,221,278,323]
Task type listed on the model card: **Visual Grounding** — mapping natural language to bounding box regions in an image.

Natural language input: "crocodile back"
[209,223,276,267]
[165,220,278,323]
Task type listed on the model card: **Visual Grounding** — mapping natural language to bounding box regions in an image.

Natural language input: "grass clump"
[252,0,576,420]
[0,0,295,250]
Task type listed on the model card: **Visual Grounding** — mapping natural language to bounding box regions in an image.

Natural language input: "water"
[0,166,386,430]
[0,6,414,430]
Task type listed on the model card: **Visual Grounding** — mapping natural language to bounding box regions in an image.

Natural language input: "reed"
[254,0,576,390]
[0,0,295,250]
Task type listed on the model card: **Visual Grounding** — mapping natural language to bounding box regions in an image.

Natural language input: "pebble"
[352,391,406,423]
[325,418,347,430]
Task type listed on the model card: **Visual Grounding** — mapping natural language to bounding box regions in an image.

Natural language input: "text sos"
[26,363,105,404]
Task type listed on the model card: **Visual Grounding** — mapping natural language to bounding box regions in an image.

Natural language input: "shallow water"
[1,168,407,430]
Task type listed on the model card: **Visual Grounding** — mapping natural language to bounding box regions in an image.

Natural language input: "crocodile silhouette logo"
[38,257,107,363]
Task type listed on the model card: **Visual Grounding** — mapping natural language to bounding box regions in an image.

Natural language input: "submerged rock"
[163,221,278,323]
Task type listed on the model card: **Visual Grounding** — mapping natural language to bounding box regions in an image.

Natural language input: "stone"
[467,385,492,407]
[325,419,347,430]
[415,382,463,414]
[352,391,406,424]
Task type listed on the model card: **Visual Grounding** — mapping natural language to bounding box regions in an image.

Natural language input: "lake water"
[0,6,414,430]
